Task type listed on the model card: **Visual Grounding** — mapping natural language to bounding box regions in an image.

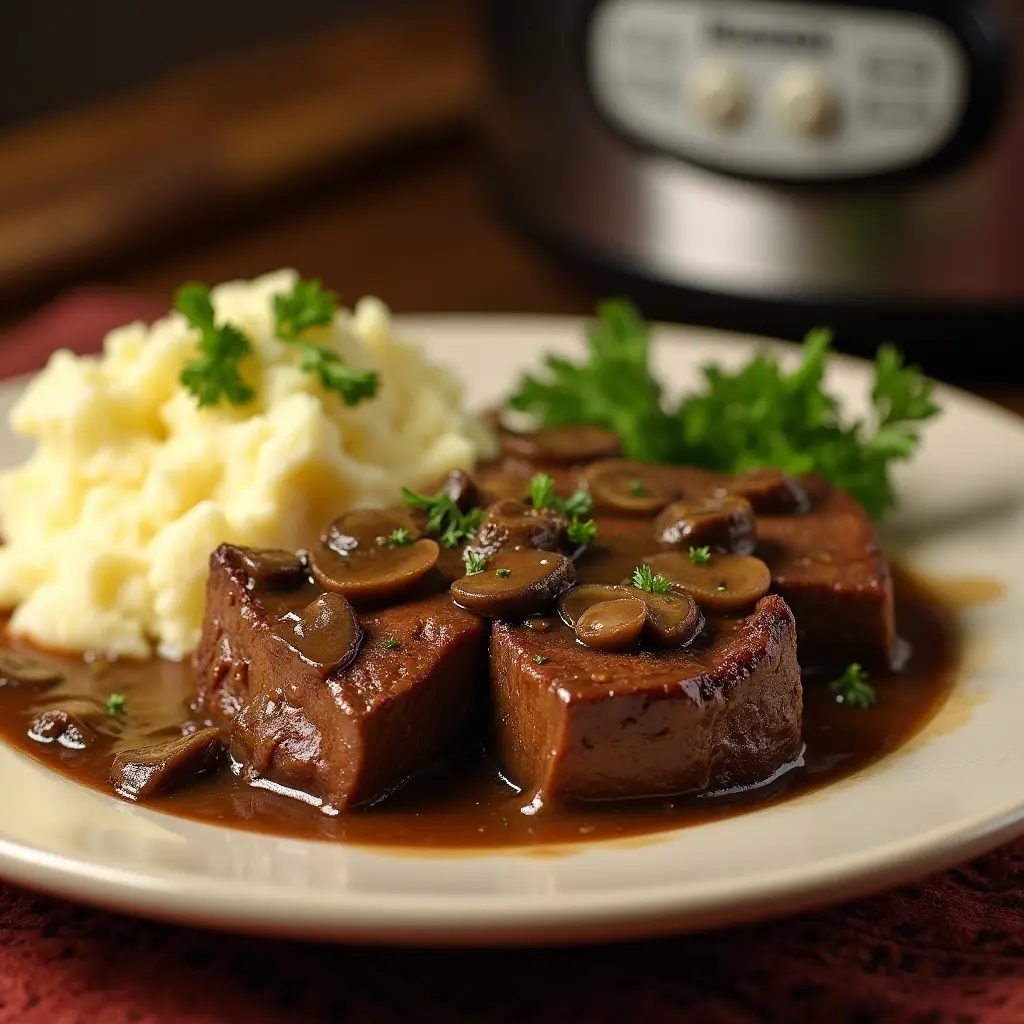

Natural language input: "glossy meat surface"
[491,595,802,805]
[193,545,488,810]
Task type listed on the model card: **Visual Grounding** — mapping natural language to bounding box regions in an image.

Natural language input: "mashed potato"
[0,270,494,660]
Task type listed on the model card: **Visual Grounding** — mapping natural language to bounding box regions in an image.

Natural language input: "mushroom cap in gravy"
[451,550,576,619]
[311,510,441,604]
[645,551,773,613]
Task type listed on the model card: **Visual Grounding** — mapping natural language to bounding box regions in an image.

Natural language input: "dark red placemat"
[1,292,1024,1024]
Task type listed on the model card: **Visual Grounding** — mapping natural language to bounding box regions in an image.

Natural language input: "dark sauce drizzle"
[0,566,960,849]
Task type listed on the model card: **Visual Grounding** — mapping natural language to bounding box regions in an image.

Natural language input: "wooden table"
[0,0,1016,410]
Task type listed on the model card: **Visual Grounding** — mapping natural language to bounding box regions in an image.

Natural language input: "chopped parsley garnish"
[508,301,940,519]
[464,551,488,575]
[273,278,337,339]
[176,284,254,408]
[402,487,483,549]
[384,636,401,650]
[534,655,548,665]
[496,568,513,578]
[378,528,414,548]
[566,518,598,548]
[829,664,877,709]
[527,473,596,548]
[561,490,594,518]
[632,564,672,595]
[717,582,728,592]
[528,474,593,518]
[628,480,648,496]
[273,278,379,407]
[689,546,712,565]
[105,692,126,715]
[530,473,558,511]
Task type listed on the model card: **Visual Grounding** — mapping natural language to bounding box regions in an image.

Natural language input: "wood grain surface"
[0,0,481,303]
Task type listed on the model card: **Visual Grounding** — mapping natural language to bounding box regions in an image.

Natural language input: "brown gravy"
[0,566,961,849]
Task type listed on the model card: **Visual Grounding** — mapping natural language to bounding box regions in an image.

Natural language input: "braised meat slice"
[194,545,488,811]
[491,595,802,805]
[757,482,894,668]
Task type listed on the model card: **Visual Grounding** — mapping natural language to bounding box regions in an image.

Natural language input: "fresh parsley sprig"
[176,284,254,408]
[829,663,877,709]
[273,278,380,407]
[566,518,598,548]
[378,528,414,548]
[507,302,940,519]
[528,473,598,549]
[464,551,488,575]
[689,546,712,565]
[632,564,672,595]
[508,299,677,464]
[273,278,337,340]
[403,487,483,549]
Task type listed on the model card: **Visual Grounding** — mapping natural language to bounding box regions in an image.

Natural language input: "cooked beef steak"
[194,545,488,810]
[488,451,894,670]
[491,595,802,805]
[757,481,894,668]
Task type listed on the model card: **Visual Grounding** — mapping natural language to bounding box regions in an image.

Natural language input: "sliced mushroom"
[558,583,636,629]
[582,460,679,515]
[716,467,810,515]
[575,597,647,651]
[502,425,622,465]
[322,508,422,555]
[110,727,225,801]
[310,509,439,604]
[273,592,364,672]
[473,498,568,555]
[27,709,97,751]
[450,550,575,619]
[474,467,534,504]
[0,651,63,690]
[437,469,481,513]
[645,551,772,613]
[235,547,308,591]
[654,496,757,555]
[635,587,704,648]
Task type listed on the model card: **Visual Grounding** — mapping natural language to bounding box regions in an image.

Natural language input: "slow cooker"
[483,0,1022,374]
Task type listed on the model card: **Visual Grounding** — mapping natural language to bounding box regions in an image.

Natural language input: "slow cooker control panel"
[588,0,971,180]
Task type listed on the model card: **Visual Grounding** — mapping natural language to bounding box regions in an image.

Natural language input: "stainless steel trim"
[484,0,1024,304]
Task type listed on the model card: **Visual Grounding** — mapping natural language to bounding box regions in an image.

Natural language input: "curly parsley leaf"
[105,692,126,715]
[176,284,254,408]
[676,330,940,518]
[295,344,380,406]
[632,564,672,595]
[529,473,558,511]
[528,474,593,517]
[689,546,712,565]
[829,663,877,709]
[273,278,380,407]
[507,304,940,519]
[273,278,338,341]
[566,517,598,548]
[402,488,483,549]
[378,528,413,548]
[508,299,677,464]
[464,551,488,575]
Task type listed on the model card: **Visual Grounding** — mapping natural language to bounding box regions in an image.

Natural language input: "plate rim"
[1,311,1022,945]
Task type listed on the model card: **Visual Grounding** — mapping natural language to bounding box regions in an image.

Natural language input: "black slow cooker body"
[483,0,1024,380]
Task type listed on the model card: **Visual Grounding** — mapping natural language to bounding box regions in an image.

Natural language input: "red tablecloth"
[2,292,1024,1024]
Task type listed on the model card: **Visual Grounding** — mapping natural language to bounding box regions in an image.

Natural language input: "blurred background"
[0,0,1019,381]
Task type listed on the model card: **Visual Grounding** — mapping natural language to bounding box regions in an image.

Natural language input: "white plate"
[1,315,1023,947]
